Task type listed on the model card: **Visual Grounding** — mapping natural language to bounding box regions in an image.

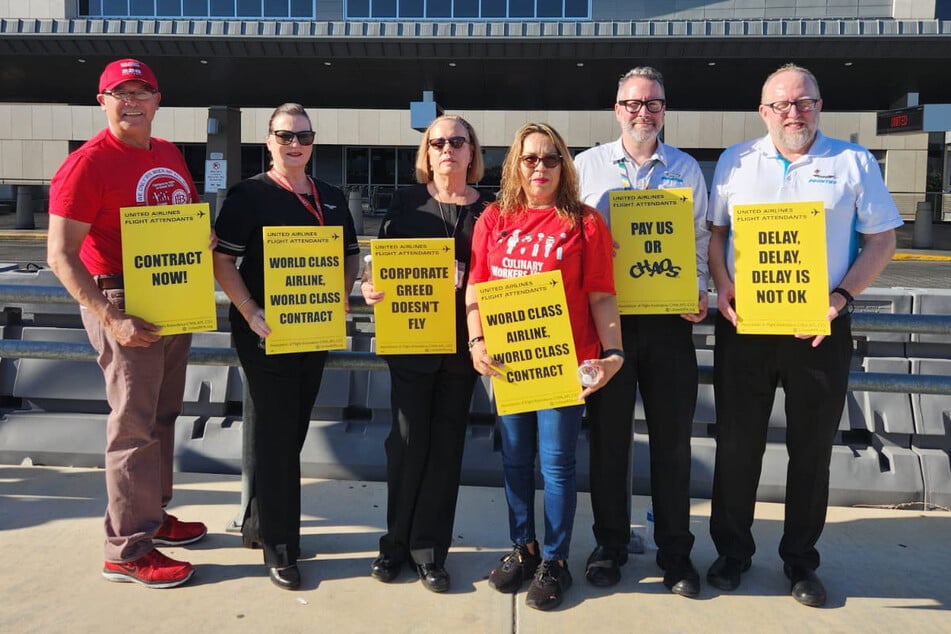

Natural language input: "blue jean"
[498,404,585,561]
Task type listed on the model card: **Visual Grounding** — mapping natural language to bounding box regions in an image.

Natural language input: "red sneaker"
[102,549,194,588]
[153,513,207,546]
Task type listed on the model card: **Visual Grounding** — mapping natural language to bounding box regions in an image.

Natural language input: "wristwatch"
[831,287,854,315]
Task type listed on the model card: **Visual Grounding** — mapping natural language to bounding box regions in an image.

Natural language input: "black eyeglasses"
[520,154,562,169]
[271,130,316,146]
[762,98,821,114]
[102,89,156,101]
[617,99,666,114]
[428,136,469,150]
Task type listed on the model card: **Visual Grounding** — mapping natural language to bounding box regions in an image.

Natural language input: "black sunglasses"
[520,154,563,169]
[428,136,469,150]
[271,130,316,146]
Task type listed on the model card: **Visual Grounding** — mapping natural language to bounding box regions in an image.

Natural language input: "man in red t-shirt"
[48,58,208,589]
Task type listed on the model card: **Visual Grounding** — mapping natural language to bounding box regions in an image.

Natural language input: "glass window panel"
[183,0,208,15]
[481,0,505,17]
[372,0,397,17]
[370,148,397,185]
[79,0,102,15]
[103,0,130,15]
[210,0,235,16]
[426,0,449,18]
[347,0,370,17]
[454,0,477,17]
[480,147,505,188]
[509,0,533,18]
[564,0,586,17]
[399,0,423,17]
[346,148,370,186]
[263,0,286,15]
[290,0,312,17]
[157,0,183,16]
[237,0,260,16]
[397,148,417,186]
[537,0,560,18]
[130,0,154,15]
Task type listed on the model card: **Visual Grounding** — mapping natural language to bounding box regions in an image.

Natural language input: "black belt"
[94,274,124,290]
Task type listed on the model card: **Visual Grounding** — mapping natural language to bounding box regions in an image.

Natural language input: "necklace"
[435,199,456,238]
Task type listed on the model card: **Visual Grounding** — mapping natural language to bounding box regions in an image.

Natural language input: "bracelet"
[236,296,253,310]
[467,336,485,351]
[831,287,854,315]
[601,348,625,360]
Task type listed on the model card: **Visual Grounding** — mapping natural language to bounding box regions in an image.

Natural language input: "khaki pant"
[82,289,191,563]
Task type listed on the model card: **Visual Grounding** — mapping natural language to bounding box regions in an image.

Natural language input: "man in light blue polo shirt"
[706,63,902,607]
[575,66,710,597]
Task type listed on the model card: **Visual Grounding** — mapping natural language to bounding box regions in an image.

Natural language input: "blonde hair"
[414,114,485,184]
[496,122,585,226]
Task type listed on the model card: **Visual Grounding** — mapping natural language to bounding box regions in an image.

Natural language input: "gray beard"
[625,125,659,144]
[776,127,815,152]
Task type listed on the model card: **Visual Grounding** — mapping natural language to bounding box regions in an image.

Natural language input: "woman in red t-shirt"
[465,122,624,611]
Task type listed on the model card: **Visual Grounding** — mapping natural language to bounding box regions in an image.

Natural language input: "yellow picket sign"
[119,202,216,335]
[476,270,581,416]
[609,188,698,314]
[371,238,456,355]
[733,201,830,335]
[262,226,347,355]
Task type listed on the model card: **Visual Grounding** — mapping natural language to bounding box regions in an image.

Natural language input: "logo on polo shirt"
[808,168,837,185]
[660,171,684,184]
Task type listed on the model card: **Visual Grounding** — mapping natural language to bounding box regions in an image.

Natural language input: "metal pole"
[912,201,933,248]
[15,185,35,230]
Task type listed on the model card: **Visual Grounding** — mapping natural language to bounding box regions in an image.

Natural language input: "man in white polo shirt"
[705,63,902,607]
[575,66,710,597]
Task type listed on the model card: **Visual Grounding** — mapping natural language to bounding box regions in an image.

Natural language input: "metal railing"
[2,283,951,394]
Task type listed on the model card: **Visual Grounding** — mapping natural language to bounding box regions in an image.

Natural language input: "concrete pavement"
[2,465,950,633]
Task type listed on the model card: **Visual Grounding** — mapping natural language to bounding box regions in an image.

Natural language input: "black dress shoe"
[784,564,827,607]
[584,545,628,587]
[658,556,701,598]
[269,564,301,590]
[706,555,751,591]
[417,563,450,593]
[370,554,402,582]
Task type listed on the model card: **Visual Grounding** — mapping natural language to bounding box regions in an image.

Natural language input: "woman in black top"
[361,115,493,593]
[213,103,360,590]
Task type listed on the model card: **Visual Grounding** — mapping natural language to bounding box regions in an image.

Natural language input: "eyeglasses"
[520,154,563,169]
[762,98,821,114]
[102,89,156,101]
[617,99,666,114]
[271,130,316,146]
[428,136,469,150]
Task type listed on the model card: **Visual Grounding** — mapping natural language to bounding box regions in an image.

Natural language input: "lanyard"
[268,168,324,225]
[616,157,658,191]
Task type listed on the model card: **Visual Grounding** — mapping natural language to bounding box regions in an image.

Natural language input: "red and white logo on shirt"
[135,167,192,206]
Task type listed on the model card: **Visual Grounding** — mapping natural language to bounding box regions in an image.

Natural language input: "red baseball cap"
[98,58,159,93]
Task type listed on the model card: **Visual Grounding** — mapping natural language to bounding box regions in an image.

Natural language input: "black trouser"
[380,355,477,567]
[234,320,327,568]
[710,312,852,570]
[586,314,698,563]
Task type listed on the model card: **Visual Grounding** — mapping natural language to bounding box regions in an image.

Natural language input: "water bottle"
[362,254,373,285]
[577,360,600,387]
[646,503,656,549]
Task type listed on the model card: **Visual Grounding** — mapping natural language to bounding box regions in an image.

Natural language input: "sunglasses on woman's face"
[520,154,562,169]
[271,130,316,146]
[428,136,469,150]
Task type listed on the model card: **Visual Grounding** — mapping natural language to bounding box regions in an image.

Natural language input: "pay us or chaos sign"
[609,188,698,314]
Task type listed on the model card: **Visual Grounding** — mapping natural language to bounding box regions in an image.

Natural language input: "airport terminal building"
[1,0,950,219]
